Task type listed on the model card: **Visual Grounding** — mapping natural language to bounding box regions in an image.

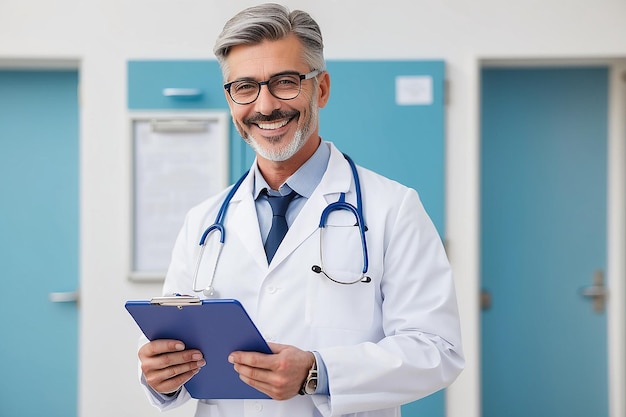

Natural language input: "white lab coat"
[141,142,464,417]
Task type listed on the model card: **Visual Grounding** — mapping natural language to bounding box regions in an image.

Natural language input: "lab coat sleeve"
[316,187,464,416]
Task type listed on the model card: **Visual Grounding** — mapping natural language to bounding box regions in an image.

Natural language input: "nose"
[253,84,281,115]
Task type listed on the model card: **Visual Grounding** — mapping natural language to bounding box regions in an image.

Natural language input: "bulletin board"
[129,112,229,281]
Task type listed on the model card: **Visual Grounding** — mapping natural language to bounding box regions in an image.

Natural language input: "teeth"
[257,119,289,130]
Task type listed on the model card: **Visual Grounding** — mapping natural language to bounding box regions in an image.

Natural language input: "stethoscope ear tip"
[311,265,322,273]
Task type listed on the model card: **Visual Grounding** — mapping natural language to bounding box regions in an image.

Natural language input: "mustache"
[244,110,299,125]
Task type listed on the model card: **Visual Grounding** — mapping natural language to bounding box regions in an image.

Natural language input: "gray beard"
[239,100,318,162]
[246,126,306,162]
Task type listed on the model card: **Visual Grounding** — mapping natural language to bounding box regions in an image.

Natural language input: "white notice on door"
[395,75,433,106]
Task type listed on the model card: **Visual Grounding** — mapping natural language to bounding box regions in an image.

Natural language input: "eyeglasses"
[224,69,321,105]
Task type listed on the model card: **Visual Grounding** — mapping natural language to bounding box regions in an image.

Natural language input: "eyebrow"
[229,70,302,83]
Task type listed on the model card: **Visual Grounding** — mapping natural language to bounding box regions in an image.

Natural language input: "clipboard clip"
[150,295,202,308]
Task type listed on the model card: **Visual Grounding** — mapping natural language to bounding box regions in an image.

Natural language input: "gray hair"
[213,3,325,80]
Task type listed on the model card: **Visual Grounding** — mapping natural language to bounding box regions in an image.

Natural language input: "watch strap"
[298,356,318,395]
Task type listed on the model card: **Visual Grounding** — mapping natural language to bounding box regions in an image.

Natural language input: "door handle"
[480,289,492,311]
[579,270,607,313]
[49,290,79,304]
[162,88,203,98]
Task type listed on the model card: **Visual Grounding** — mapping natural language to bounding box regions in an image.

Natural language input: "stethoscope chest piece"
[202,286,218,298]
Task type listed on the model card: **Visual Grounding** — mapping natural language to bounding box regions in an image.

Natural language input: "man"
[138,3,463,416]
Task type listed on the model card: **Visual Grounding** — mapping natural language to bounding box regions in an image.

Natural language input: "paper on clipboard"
[125,297,271,399]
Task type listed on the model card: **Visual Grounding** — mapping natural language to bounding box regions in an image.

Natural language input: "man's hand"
[139,339,206,395]
[228,342,315,400]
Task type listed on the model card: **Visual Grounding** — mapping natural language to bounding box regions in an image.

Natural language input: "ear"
[316,71,331,108]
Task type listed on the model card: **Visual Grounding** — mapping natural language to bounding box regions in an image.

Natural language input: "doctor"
[138,3,464,416]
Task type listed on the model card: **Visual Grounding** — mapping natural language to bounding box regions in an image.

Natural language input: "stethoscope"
[192,153,370,297]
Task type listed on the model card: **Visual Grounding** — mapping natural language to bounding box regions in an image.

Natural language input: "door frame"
[476,57,626,417]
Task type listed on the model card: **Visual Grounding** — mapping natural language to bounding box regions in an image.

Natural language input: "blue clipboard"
[125,297,272,399]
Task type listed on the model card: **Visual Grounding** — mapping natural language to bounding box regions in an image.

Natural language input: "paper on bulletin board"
[131,113,229,280]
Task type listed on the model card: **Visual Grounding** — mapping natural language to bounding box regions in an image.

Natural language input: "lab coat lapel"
[227,172,269,272]
[269,144,353,268]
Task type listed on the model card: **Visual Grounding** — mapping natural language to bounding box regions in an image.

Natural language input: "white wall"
[2,1,626,416]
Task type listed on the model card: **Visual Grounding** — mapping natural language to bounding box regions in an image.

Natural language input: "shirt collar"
[253,141,331,199]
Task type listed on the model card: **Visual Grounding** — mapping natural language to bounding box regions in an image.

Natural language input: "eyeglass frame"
[223,69,322,105]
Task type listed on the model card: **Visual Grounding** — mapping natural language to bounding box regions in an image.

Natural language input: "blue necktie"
[265,191,297,263]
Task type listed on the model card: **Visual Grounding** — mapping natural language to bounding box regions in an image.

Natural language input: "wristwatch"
[298,358,318,395]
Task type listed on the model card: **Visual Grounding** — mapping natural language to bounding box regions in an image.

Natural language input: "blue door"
[0,70,79,416]
[481,67,608,417]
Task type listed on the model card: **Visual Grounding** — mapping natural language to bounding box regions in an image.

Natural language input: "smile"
[246,109,300,132]
[256,118,291,130]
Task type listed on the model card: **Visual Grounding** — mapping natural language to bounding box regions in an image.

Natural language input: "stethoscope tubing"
[318,199,368,274]
[199,170,249,246]
[192,153,368,294]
